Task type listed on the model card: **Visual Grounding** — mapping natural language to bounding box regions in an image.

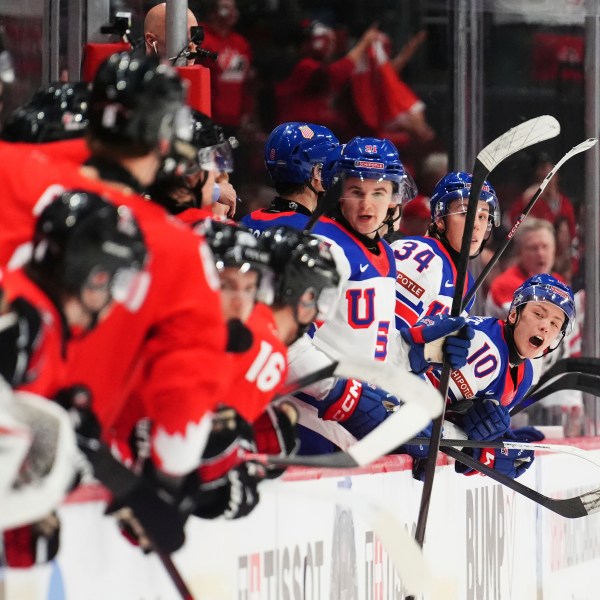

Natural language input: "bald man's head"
[144,3,198,62]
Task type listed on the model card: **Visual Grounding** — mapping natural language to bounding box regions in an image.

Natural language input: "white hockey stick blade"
[0,388,77,529]
[476,115,560,172]
[261,481,455,599]
[254,358,443,469]
[537,137,597,195]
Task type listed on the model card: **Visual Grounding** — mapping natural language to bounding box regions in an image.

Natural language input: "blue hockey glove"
[509,426,545,442]
[312,378,400,439]
[396,420,436,459]
[455,443,535,479]
[462,399,510,441]
[400,315,474,374]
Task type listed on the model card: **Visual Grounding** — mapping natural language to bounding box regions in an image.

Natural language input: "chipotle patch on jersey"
[396,271,425,299]
[450,369,474,399]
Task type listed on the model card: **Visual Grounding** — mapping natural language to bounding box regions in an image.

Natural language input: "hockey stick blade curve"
[443,446,600,518]
[477,115,560,172]
[511,372,600,417]
[253,358,443,469]
[463,137,595,308]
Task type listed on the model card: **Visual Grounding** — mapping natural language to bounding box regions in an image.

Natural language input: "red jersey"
[274,56,355,132]
[226,303,288,423]
[0,142,229,476]
[485,263,565,318]
[199,25,252,128]
[508,191,577,238]
[1,268,68,398]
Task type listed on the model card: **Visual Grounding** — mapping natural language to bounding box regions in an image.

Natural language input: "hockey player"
[148,109,238,220]
[0,53,230,510]
[241,121,339,231]
[392,171,501,331]
[427,274,575,479]
[273,137,472,452]
[0,189,147,568]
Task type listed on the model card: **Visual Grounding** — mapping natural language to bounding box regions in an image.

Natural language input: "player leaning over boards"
[415,274,575,480]
[392,171,501,331]
[281,137,473,454]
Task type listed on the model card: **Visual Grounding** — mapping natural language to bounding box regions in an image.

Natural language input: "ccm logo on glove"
[322,379,363,421]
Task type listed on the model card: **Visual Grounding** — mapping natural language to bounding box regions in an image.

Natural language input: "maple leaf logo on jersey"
[298,125,315,139]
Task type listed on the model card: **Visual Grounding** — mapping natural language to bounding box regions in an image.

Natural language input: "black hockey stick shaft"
[77,436,194,599]
[531,356,600,392]
[272,361,338,400]
[303,179,342,232]
[443,445,600,518]
[413,159,489,547]
[462,137,596,309]
[510,372,600,417]
[413,115,561,549]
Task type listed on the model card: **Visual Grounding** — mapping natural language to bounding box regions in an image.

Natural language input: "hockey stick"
[443,445,600,518]
[249,357,443,468]
[413,115,561,548]
[527,356,600,393]
[77,436,194,600]
[462,137,597,308]
[410,437,600,471]
[272,361,339,399]
[260,481,451,599]
[510,372,600,417]
[303,178,342,232]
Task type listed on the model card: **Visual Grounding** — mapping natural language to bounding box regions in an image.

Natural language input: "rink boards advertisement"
[2,443,600,600]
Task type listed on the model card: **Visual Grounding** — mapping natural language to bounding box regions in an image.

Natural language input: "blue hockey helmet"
[509,274,575,335]
[264,122,339,185]
[324,136,417,205]
[430,171,500,231]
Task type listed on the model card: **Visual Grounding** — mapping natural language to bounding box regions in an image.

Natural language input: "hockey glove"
[455,440,535,480]
[400,315,474,375]
[252,402,299,479]
[2,512,60,567]
[310,378,399,439]
[54,385,101,440]
[510,425,545,442]
[395,420,436,460]
[191,406,264,520]
[462,399,511,441]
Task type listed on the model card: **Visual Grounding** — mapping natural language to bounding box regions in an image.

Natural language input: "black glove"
[190,406,264,520]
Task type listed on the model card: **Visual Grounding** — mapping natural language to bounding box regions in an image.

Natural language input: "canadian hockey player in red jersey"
[0,53,229,483]
[0,189,147,568]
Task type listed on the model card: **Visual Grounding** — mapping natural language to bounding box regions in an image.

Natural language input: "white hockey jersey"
[391,235,475,331]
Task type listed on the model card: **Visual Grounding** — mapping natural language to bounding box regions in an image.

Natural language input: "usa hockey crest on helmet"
[264,122,339,185]
[509,273,575,334]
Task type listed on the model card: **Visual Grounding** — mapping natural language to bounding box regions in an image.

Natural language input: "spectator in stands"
[553,215,580,284]
[143,2,199,65]
[508,151,577,239]
[485,218,559,318]
[197,0,254,136]
[274,20,380,139]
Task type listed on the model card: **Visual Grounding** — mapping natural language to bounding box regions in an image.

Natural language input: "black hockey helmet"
[30,190,147,304]
[149,109,235,212]
[259,226,340,322]
[88,52,191,153]
[194,218,274,304]
[1,81,90,143]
